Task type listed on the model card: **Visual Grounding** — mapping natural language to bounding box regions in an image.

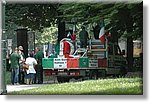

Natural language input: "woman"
[25,52,37,84]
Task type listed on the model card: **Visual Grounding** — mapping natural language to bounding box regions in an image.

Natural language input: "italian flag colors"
[42,58,107,69]
[99,20,105,44]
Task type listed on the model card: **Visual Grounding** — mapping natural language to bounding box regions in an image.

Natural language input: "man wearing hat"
[18,46,25,84]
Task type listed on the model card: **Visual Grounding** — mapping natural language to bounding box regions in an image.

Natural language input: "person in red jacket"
[63,41,71,58]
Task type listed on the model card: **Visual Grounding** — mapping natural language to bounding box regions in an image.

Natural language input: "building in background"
[118,38,142,57]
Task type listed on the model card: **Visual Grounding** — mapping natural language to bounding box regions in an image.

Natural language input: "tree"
[21,4,59,30]
[35,25,58,45]
[58,2,143,70]
[5,2,143,71]
[108,3,143,70]
[5,3,60,46]
[58,3,142,39]
[5,4,59,30]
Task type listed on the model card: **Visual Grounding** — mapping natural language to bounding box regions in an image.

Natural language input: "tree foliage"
[5,2,143,39]
[35,25,58,45]
[58,2,143,70]
[58,2,143,40]
[5,3,59,30]
[5,3,60,46]
[5,2,142,48]
[5,2,143,70]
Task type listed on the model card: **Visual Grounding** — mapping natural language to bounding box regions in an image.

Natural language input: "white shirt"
[19,50,24,64]
[25,57,37,74]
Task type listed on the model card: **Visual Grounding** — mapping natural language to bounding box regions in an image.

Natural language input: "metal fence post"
[0,0,7,94]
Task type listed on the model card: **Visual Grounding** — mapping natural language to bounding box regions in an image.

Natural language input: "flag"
[99,20,105,44]
[67,32,72,38]
[108,32,111,37]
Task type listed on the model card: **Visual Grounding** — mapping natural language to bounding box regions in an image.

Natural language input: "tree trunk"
[127,37,133,72]
[58,21,65,42]
[16,28,28,58]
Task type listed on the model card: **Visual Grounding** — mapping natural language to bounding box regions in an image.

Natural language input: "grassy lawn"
[6,71,11,84]
[8,77,142,95]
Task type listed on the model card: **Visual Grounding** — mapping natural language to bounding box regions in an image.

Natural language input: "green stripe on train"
[42,58,54,68]
[42,57,90,68]
[79,57,89,68]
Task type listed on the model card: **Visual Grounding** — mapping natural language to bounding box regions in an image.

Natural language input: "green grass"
[6,71,11,84]
[8,77,143,95]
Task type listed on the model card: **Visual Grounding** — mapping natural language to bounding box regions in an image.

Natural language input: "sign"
[54,58,67,68]
[7,39,12,47]
[89,59,98,68]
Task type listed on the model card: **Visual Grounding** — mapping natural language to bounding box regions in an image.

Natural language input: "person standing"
[35,47,44,84]
[18,46,25,84]
[10,48,21,85]
[72,31,77,52]
[93,24,100,39]
[72,31,76,42]
[63,40,71,58]
[25,52,37,85]
[79,26,89,48]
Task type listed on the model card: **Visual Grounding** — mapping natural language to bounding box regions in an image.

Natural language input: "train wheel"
[89,70,98,80]
[99,70,106,79]
[57,76,64,83]
[57,76,70,83]
[63,77,70,82]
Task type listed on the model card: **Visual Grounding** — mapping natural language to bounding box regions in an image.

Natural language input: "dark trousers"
[19,65,25,84]
[34,64,43,84]
[80,40,87,48]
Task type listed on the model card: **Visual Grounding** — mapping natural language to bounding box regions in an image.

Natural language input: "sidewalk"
[7,84,48,93]
[6,79,79,93]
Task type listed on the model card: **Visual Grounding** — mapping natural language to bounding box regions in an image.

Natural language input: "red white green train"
[42,38,127,83]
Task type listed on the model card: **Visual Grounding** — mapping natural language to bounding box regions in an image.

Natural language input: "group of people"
[9,46,44,85]
[61,26,89,58]
[9,26,89,85]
